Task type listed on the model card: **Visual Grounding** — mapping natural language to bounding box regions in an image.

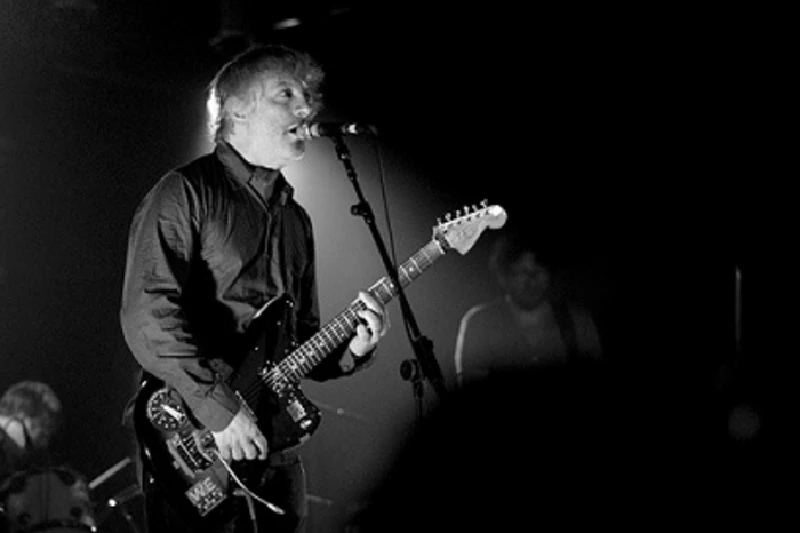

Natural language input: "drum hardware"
[102,485,142,533]
[87,458,131,492]
[86,458,142,533]
[0,466,97,532]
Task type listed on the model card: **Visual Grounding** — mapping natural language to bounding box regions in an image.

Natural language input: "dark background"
[1,2,776,531]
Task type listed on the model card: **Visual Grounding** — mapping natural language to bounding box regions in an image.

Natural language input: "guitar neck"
[273,237,448,383]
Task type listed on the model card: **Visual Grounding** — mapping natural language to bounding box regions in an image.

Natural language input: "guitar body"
[131,295,321,527]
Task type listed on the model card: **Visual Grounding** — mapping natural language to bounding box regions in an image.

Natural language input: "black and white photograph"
[1,2,777,532]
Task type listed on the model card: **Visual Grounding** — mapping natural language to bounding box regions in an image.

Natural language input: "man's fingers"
[355,321,371,340]
[358,291,383,314]
[243,440,258,461]
[231,442,244,462]
[255,435,269,460]
[358,310,383,338]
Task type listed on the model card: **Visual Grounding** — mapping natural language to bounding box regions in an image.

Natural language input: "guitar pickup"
[286,398,307,422]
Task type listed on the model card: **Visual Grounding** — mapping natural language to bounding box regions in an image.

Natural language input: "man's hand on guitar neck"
[349,291,389,358]
[212,407,268,462]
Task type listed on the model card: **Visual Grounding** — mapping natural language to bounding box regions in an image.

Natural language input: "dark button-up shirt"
[120,142,349,431]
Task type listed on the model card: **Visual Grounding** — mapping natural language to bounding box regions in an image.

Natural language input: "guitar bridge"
[168,433,213,475]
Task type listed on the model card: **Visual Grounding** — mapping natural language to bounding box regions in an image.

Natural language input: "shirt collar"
[214,141,295,204]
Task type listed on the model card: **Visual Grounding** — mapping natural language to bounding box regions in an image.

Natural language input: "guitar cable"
[212,450,285,516]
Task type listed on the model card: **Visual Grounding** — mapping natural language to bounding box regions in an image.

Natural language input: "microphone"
[295,122,378,140]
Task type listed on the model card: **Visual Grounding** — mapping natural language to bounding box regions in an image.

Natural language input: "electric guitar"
[132,202,507,526]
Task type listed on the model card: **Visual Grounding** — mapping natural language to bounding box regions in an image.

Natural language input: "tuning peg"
[437,217,442,225]
[463,205,470,215]
[480,199,488,208]
[445,213,452,222]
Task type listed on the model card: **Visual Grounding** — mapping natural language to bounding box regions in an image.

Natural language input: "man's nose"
[294,101,312,119]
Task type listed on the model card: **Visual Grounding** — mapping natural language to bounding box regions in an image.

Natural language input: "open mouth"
[286,123,305,140]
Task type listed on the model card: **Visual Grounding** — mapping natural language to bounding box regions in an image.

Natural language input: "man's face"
[502,252,551,310]
[23,416,49,448]
[244,71,313,168]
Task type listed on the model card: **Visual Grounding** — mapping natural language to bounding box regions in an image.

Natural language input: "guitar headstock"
[434,200,507,255]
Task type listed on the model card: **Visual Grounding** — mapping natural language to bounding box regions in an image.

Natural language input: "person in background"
[0,381,62,480]
[454,226,602,388]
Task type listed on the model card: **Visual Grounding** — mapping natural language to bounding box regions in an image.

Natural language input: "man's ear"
[226,96,252,122]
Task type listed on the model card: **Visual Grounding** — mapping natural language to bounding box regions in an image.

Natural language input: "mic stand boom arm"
[331,134,448,405]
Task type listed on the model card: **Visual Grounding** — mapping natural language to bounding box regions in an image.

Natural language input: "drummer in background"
[0,381,63,480]
[1,382,99,533]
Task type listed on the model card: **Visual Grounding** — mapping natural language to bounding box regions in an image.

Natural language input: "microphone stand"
[330,135,448,415]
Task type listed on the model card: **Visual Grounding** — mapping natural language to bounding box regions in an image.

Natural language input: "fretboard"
[270,237,447,383]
